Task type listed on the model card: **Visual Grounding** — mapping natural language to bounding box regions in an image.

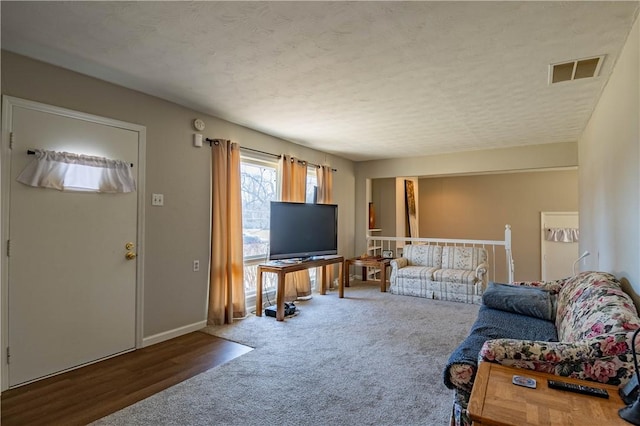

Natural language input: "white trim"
[1,97,13,391]
[240,150,279,166]
[1,96,146,130]
[0,96,147,390]
[135,127,147,351]
[142,321,207,348]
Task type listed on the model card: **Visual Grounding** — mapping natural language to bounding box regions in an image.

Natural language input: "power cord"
[256,250,301,317]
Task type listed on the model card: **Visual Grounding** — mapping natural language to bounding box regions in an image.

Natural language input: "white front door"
[2,97,144,388]
[541,212,579,281]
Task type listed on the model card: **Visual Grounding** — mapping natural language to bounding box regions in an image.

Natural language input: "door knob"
[125,252,137,260]
[125,242,135,250]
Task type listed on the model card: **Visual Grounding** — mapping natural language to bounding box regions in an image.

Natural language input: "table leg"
[320,265,327,295]
[340,261,347,298]
[362,266,367,282]
[276,271,285,321]
[256,268,263,316]
[345,261,351,287]
[380,262,387,292]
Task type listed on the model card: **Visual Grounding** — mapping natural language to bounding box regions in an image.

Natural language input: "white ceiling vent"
[549,55,605,84]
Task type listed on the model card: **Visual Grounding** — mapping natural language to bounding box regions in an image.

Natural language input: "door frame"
[0,96,146,390]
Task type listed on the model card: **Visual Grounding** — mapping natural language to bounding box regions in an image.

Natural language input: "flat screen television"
[269,201,338,260]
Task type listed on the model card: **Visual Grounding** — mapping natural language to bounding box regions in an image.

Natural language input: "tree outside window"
[241,159,276,260]
[241,158,277,296]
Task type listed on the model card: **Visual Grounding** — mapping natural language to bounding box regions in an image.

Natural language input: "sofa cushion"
[441,246,487,270]
[395,265,438,280]
[482,282,556,321]
[433,268,480,285]
[556,272,640,342]
[402,244,442,268]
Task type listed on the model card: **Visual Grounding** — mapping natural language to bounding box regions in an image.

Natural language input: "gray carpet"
[94,281,479,426]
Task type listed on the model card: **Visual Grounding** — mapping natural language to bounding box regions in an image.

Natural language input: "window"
[240,156,319,303]
[17,149,135,193]
[306,166,317,203]
[241,158,277,261]
[305,166,318,285]
[240,156,278,299]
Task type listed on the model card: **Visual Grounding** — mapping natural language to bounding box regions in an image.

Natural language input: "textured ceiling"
[1,1,638,161]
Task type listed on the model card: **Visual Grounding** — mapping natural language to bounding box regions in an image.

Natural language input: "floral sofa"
[389,244,488,304]
[444,271,640,426]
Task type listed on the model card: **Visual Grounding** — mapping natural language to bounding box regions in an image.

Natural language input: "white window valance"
[545,227,579,243]
[17,149,136,193]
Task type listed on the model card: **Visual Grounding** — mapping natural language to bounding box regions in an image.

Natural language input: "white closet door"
[541,212,579,281]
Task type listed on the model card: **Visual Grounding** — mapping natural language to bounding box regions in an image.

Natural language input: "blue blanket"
[443,305,558,389]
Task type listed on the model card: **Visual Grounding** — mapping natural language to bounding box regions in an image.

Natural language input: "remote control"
[512,375,537,389]
[547,379,609,398]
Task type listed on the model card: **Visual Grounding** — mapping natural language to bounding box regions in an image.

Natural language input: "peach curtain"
[279,155,312,300]
[316,165,334,205]
[316,165,335,287]
[208,140,246,325]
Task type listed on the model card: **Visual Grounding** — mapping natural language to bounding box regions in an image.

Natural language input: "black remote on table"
[547,379,609,398]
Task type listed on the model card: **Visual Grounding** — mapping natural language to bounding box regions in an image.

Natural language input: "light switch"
[194,133,203,147]
[152,193,164,206]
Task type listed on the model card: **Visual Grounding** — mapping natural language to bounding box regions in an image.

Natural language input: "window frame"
[240,154,278,264]
[239,154,279,305]
[240,154,321,306]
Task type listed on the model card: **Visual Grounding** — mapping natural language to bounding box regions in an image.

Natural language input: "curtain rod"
[27,149,134,168]
[205,138,337,172]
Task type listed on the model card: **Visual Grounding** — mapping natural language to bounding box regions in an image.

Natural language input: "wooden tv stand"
[256,255,344,321]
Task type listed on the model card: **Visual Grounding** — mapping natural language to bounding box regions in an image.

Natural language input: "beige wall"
[372,177,422,242]
[1,51,356,341]
[371,178,396,236]
[418,170,578,281]
[579,15,639,293]
[354,142,579,257]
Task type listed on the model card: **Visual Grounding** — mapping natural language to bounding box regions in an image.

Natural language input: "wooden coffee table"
[468,362,628,425]
[341,256,391,298]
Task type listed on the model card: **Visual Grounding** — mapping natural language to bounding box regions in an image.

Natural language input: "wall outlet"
[193,260,200,272]
[152,193,164,206]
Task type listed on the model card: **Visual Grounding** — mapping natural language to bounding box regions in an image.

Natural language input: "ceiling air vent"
[549,55,605,84]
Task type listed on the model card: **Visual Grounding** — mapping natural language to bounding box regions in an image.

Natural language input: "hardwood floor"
[1,331,253,425]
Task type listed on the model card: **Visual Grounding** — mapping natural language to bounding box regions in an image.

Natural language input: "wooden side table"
[341,256,391,298]
[468,362,628,425]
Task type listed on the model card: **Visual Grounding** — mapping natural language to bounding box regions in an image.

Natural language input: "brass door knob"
[125,242,135,250]
[125,252,137,260]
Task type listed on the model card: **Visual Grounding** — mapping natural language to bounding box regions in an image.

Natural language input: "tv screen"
[269,201,338,260]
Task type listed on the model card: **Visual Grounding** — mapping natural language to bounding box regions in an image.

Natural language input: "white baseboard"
[142,320,208,347]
